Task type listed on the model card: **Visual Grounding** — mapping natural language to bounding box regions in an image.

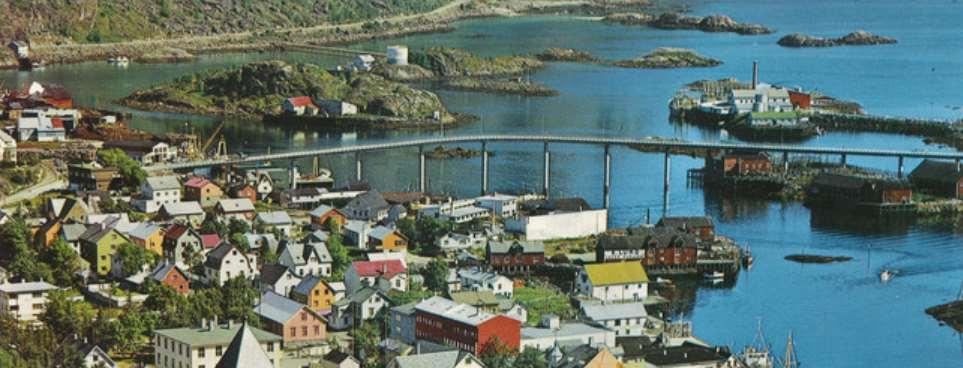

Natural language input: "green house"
[79,225,131,276]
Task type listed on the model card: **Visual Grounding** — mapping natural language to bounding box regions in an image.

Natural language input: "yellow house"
[291,276,338,312]
[79,225,131,276]
[128,223,165,255]
[584,347,623,368]
[368,226,408,252]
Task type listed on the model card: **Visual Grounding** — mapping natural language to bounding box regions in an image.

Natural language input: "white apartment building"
[0,280,58,323]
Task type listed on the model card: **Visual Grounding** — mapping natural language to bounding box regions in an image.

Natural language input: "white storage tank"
[387,45,408,65]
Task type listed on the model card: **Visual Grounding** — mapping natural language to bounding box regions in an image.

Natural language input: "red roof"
[184,177,213,189]
[351,260,406,278]
[164,224,191,240]
[200,233,222,249]
[286,96,314,107]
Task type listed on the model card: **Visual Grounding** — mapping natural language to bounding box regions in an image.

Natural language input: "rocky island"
[604,12,773,35]
[926,300,963,333]
[785,254,853,264]
[442,77,559,97]
[613,48,722,69]
[778,31,897,48]
[121,60,459,127]
[535,48,600,63]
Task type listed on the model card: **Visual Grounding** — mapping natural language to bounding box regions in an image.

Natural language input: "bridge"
[146,134,963,208]
[280,43,387,58]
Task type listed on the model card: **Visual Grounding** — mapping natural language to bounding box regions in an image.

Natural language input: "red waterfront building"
[414,296,520,355]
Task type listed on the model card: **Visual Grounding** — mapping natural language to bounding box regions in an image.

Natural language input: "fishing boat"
[742,245,754,269]
[739,319,774,368]
[704,271,725,281]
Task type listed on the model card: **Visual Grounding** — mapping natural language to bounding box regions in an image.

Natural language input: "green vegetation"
[327,219,350,280]
[396,216,452,255]
[389,284,435,305]
[513,285,575,325]
[1,1,452,44]
[98,148,147,190]
[423,257,450,292]
[122,60,451,122]
[411,47,544,77]
[543,236,597,256]
[442,78,560,97]
[535,48,600,63]
[612,47,722,69]
[116,243,156,276]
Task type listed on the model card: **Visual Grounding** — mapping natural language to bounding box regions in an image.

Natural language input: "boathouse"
[909,159,963,199]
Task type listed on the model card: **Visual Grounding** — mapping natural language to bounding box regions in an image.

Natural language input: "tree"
[220,277,259,324]
[200,217,228,237]
[97,148,146,189]
[514,347,548,368]
[41,290,97,338]
[352,321,383,368]
[327,218,350,280]
[231,233,250,253]
[423,257,449,293]
[144,281,193,328]
[42,239,81,286]
[115,243,155,276]
[227,218,251,237]
[479,337,515,368]
[8,245,53,282]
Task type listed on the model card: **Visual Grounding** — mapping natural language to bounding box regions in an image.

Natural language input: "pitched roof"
[149,261,185,283]
[218,198,255,213]
[292,275,324,296]
[369,225,401,241]
[656,216,714,229]
[323,350,356,364]
[128,223,163,240]
[581,301,648,321]
[255,291,316,325]
[286,96,315,107]
[215,323,275,368]
[643,342,731,366]
[257,211,292,225]
[392,351,480,368]
[341,190,389,220]
[0,281,57,293]
[309,204,339,218]
[910,159,963,183]
[582,262,649,286]
[200,233,222,249]
[351,259,406,279]
[260,263,297,286]
[160,201,204,216]
[145,176,180,191]
[184,177,214,189]
[61,223,89,242]
[205,243,246,269]
[164,224,195,240]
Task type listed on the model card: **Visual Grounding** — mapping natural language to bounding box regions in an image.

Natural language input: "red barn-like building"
[486,240,545,273]
[788,90,811,110]
[414,296,520,355]
[656,216,715,242]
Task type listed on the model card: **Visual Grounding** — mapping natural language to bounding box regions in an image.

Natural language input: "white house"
[17,109,66,142]
[581,301,653,337]
[343,220,372,248]
[352,54,376,71]
[259,263,302,297]
[137,175,181,213]
[203,243,259,286]
[505,209,607,241]
[328,286,390,330]
[521,315,616,351]
[216,198,256,222]
[278,241,332,278]
[345,260,407,294]
[0,130,17,163]
[153,322,282,368]
[158,201,205,227]
[419,199,490,224]
[390,351,486,368]
[0,280,58,323]
[729,85,793,114]
[436,231,488,253]
[78,343,117,368]
[457,268,513,298]
[575,262,649,302]
[256,211,294,237]
[475,194,518,218]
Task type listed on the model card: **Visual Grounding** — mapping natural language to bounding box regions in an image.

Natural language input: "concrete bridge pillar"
[783,151,789,174]
[603,144,611,209]
[355,152,363,182]
[419,147,427,193]
[957,158,961,173]
[543,142,551,197]
[841,153,847,168]
[663,152,671,216]
[481,141,489,196]
[897,156,904,178]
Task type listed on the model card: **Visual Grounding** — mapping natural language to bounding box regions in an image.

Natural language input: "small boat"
[704,271,725,281]
[108,56,130,66]
[880,269,896,283]
[30,61,46,70]
[742,245,754,269]
[656,277,673,285]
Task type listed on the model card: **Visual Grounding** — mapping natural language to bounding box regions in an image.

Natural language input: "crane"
[182,120,228,160]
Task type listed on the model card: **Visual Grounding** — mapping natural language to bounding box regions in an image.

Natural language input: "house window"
[301,326,307,336]
[290,327,296,336]
[266,343,274,352]
[198,348,205,358]
[314,326,320,335]
[215,346,223,356]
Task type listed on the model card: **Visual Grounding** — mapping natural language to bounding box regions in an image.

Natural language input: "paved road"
[0,177,67,208]
[145,134,963,172]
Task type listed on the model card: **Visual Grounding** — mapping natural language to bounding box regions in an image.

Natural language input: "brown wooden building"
[486,240,545,273]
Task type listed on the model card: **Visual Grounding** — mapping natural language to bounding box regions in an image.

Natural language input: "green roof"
[749,111,798,119]
[450,291,499,306]
[154,324,281,347]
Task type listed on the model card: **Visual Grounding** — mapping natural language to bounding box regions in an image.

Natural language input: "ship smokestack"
[752,61,759,89]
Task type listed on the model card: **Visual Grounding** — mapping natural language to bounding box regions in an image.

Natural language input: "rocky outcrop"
[650,13,773,35]
[778,31,897,47]
[926,300,963,333]
[425,146,484,159]
[122,60,450,122]
[441,77,559,97]
[612,48,721,69]
[601,12,655,26]
[411,47,543,77]
[784,254,853,264]
[535,48,599,63]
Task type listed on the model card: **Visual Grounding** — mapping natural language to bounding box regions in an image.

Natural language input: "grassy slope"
[0,0,451,44]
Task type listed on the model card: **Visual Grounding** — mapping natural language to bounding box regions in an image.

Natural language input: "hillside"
[0,0,451,44]
[121,60,450,122]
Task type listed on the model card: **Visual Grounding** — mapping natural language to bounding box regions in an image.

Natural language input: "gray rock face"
[778,31,897,47]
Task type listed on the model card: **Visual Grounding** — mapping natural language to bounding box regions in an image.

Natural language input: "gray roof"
[161,202,204,216]
[341,190,389,220]
[214,323,275,368]
[149,261,184,283]
[259,263,296,286]
[369,225,398,241]
[244,233,279,252]
[392,351,480,368]
[257,211,292,225]
[61,223,89,242]
[279,242,332,268]
[292,275,323,296]
[415,296,496,326]
[305,230,329,244]
[129,223,163,240]
[218,198,255,213]
[155,323,281,347]
[0,281,57,293]
[309,204,337,218]
[391,301,418,316]
[255,291,312,325]
[488,240,545,254]
[146,176,180,191]
[581,301,648,321]
[521,322,610,340]
[205,243,246,269]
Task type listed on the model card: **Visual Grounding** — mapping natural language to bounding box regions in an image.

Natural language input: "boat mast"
[783,331,798,368]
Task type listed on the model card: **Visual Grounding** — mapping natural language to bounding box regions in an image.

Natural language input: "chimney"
[201,318,207,329]
[752,61,759,89]
[227,319,234,329]
[211,316,218,331]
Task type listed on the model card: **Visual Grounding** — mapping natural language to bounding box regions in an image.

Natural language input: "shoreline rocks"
[926,300,963,333]
[535,48,599,63]
[441,77,559,97]
[425,146,484,159]
[613,48,721,69]
[778,31,897,48]
[602,12,772,35]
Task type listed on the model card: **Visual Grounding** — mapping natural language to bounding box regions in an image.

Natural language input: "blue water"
[3,1,963,366]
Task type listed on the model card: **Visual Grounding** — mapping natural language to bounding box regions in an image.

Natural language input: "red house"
[720,152,772,176]
[486,240,545,273]
[788,90,811,110]
[641,230,698,268]
[414,296,520,355]
[229,183,258,203]
[148,262,190,295]
[656,216,715,242]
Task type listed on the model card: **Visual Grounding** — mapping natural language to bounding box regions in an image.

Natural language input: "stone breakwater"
[810,113,963,149]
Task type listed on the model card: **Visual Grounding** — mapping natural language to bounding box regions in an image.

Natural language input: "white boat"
[108,56,130,66]
[880,270,896,283]
[704,271,725,281]
[656,277,673,285]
